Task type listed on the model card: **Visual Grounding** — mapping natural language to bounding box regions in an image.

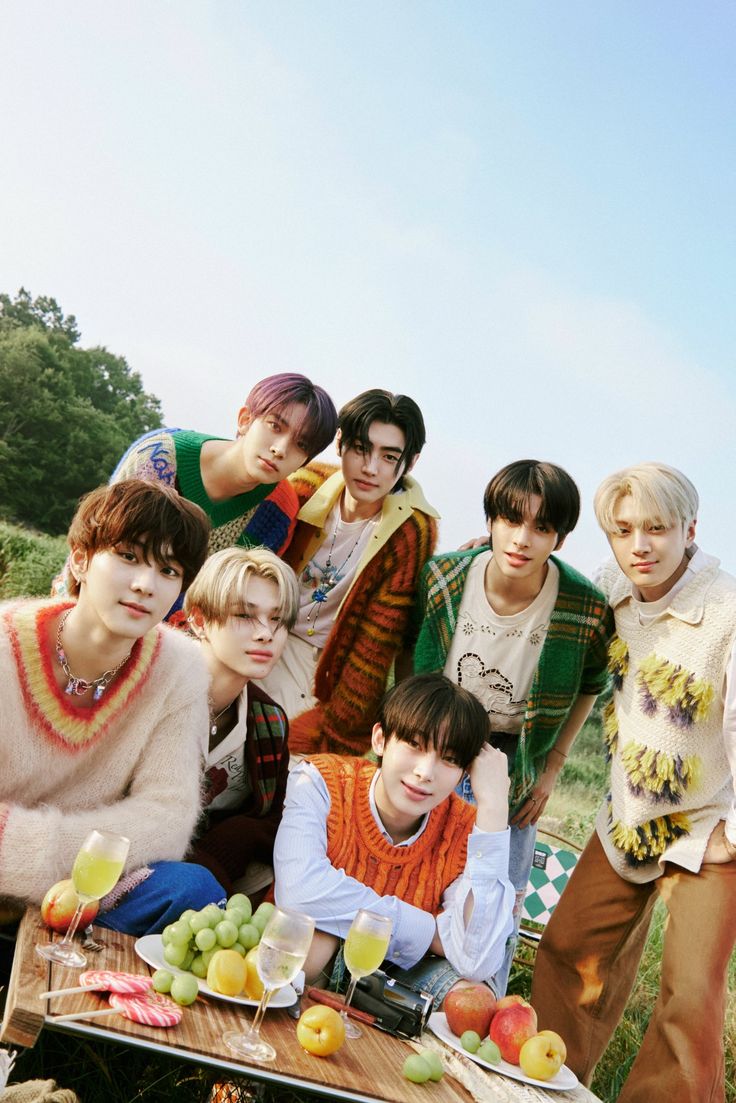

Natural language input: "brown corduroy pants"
[530,830,736,1103]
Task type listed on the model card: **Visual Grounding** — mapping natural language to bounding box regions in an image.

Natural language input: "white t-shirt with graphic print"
[443,551,559,734]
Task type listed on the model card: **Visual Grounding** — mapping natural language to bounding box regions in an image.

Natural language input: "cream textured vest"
[595,555,736,883]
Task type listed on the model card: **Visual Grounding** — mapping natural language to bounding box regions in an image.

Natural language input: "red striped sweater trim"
[5,601,162,754]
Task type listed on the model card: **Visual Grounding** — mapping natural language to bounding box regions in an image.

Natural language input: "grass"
[1,524,734,1100]
[0,521,67,599]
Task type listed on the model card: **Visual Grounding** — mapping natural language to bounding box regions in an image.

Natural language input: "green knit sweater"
[413,549,613,809]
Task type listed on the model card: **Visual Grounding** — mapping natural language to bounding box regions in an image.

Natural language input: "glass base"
[36,941,87,969]
[223,1029,277,1063]
[342,1012,362,1040]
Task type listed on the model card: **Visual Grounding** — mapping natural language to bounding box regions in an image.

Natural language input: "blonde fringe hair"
[594,463,698,534]
[184,546,299,629]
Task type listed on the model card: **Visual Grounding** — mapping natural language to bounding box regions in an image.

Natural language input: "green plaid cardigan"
[412,549,613,810]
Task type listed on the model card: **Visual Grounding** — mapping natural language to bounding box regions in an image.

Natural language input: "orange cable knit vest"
[312,754,476,915]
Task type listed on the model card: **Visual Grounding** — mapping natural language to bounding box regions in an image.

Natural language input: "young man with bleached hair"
[532,462,736,1103]
[274,673,514,1005]
[184,546,299,896]
[412,459,612,994]
[260,389,439,757]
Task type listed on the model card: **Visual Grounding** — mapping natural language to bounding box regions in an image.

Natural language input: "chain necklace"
[209,700,233,738]
[55,609,133,700]
[303,515,369,637]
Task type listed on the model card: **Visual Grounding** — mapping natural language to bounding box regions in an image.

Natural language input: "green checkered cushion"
[521,841,579,934]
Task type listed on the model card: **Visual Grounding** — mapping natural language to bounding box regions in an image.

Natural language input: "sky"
[1,1,734,572]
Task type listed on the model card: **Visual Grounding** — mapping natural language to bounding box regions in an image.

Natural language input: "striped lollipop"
[110,991,183,1027]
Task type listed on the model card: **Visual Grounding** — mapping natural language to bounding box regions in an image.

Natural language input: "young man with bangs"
[101,373,337,625]
[0,479,224,935]
[273,673,514,1004]
[184,547,299,896]
[412,460,612,994]
[532,463,736,1103]
[260,388,439,757]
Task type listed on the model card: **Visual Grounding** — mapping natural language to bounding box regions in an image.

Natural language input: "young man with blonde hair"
[185,547,299,895]
[532,462,736,1103]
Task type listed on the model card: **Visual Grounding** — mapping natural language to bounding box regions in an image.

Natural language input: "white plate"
[428,1012,578,1092]
[134,935,296,1009]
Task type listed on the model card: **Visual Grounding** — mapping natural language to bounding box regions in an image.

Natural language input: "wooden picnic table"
[1,910,602,1103]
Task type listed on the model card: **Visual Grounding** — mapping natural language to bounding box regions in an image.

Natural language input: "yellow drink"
[344,928,389,978]
[72,851,125,900]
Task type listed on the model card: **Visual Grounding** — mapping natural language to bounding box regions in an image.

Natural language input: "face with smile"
[608,494,696,602]
[338,421,415,518]
[71,542,184,640]
[487,494,561,585]
[237,402,311,485]
[371,724,463,841]
[195,575,289,682]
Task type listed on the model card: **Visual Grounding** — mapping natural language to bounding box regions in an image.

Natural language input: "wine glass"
[36,829,130,969]
[341,909,392,1039]
[223,905,314,1063]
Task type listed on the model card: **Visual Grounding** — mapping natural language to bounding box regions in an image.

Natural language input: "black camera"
[351,969,434,1039]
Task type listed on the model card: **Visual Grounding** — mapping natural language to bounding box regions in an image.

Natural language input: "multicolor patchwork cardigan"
[110,428,299,625]
[412,548,613,811]
[188,684,289,895]
[284,462,439,756]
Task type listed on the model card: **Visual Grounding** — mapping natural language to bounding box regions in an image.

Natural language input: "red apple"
[444,984,497,1039]
[494,993,526,1012]
[489,1001,538,1065]
[40,878,99,933]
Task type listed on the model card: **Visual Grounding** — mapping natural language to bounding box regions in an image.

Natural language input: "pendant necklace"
[304,516,369,637]
[209,701,233,737]
[55,609,133,700]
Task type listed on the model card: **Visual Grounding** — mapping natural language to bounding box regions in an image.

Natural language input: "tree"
[0,289,163,533]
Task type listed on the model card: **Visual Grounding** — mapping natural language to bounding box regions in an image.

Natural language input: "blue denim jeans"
[457,734,537,996]
[96,861,225,937]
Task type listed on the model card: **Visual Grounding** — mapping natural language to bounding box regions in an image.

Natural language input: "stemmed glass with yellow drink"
[341,909,392,1039]
[36,829,130,969]
[224,905,315,1063]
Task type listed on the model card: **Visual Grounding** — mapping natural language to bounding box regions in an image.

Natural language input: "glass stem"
[250,986,274,1035]
[343,973,359,1012]
[57,899,88,949]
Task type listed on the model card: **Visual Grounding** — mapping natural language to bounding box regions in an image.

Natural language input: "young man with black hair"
[273,673,514,1003]
[412,460,612,993]
[260,389,439,757]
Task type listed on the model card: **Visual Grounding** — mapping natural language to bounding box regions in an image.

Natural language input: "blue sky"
[1,2,734,569]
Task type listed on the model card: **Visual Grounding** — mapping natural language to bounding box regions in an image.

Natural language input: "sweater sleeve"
[290,512,439,756]
[110,430,178,487]
[0,654,208,904]
[579,602,615,697]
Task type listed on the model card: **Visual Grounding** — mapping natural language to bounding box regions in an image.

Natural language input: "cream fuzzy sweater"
[0,600,209,904]
[596,555,736,882]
